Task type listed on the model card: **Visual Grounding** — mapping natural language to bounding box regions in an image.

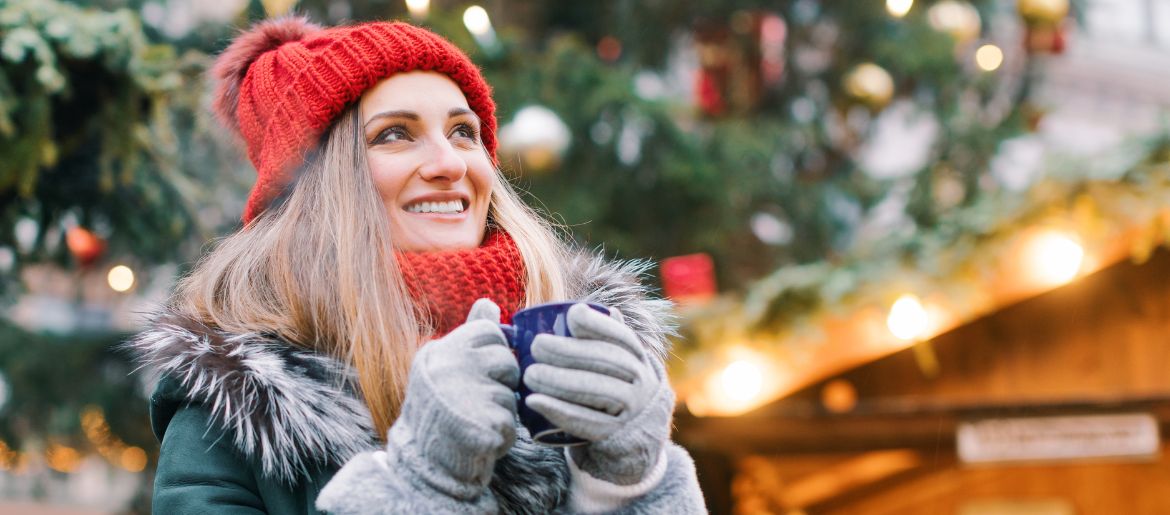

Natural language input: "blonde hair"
[172,106,571,437]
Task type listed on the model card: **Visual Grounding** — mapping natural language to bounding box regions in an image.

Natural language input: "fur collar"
[128,249,676,489]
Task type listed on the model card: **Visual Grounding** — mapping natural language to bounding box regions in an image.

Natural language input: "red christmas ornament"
[66,227,105,266]
[661,253,717,304]
[597,36,622,62]
[695,69,726,116]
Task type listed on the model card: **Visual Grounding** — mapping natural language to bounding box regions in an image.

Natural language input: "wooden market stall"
[676,247,1170,514]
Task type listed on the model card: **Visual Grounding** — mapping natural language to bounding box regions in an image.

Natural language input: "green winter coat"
[133,254,707,514]
[150,375,337,515]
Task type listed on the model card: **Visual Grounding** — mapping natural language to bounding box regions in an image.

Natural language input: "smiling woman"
[126,15,704,515]
[360,72,494,252]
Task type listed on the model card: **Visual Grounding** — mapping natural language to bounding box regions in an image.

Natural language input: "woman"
[130,16,705,514]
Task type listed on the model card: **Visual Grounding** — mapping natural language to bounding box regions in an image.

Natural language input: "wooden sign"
[957,413,1159,464]
[958,499,1074,515]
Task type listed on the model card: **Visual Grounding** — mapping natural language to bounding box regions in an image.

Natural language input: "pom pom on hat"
[210,17,497,223]
[212,16,321,138]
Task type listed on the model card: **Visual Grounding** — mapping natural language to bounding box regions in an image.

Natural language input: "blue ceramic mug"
[500,301,609,446]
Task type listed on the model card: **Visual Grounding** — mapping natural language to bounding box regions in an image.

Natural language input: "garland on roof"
[673,136,1170,414]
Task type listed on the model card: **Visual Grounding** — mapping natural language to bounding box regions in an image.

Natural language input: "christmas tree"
[3,0,1168,512]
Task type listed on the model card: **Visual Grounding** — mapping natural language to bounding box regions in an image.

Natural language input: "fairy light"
[107,265,135,292]
[886,0,914,18]
[975,44,1004,71]
[720,360,764,402]
[1023,230,1084,287]
[45,444,82,473]
[463,6,492,36]
[0,440,18,470]
[821,379,859,413]
[463,5,499,52]
[121,447,148,472]
[82,405,148,472]
[404,0,429,19]
[887,294,929,341]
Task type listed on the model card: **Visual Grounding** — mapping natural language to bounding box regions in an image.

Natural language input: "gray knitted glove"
[524,303,674,486]
[385,298,520,501]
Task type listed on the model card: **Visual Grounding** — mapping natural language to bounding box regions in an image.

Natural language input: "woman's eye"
[451,123,480,142]
[373,126,411,145]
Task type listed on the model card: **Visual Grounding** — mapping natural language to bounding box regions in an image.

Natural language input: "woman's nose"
[416,136,468,182]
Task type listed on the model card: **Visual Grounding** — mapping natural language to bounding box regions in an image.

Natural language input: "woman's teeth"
[406,200,464,214]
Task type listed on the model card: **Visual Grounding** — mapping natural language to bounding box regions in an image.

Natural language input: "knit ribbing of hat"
[397,231,526,338]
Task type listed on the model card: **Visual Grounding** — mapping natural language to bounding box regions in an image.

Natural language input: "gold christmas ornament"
[260,0,298,17]
[498,105,572,175]
[927,0,982,43]
[843,62,895,110]
[1018,0,1069,26]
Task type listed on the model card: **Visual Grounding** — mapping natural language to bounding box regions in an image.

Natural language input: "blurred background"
[2,0,1169,513]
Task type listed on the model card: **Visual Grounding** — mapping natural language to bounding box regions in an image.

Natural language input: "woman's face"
[360,71,493,252]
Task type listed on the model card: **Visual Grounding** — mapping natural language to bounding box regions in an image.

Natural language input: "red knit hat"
[212,17,498,223]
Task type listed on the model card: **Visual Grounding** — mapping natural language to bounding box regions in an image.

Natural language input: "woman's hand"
[524,304,674,486]
[386,298,520,500]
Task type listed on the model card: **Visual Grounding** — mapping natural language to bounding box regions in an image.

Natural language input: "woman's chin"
[395,226,484,252]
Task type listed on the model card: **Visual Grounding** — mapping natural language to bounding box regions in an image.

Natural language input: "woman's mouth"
[404,200,467,214]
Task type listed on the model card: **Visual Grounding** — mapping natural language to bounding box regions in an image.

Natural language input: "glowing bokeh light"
[720,360,764,402]
[887,0,914,18]
[975,44,1004,71]
[107,265,135,292]
[887,294,929,341]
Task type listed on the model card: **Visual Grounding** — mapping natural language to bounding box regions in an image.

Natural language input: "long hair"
[171,105,571,438]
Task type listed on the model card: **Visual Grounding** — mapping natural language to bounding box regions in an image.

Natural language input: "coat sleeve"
[315,444,498,514]
[153,404,268,514]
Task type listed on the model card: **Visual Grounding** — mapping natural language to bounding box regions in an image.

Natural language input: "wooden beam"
[778,449,925,509]
[676,398,1170,455]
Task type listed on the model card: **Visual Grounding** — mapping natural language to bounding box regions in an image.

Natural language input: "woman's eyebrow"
[448,108,481,124]
[363,110,420,129]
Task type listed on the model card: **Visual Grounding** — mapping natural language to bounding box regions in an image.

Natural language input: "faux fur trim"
[128,250,676,487]
[568,252,678,362]
[128,317,378,483]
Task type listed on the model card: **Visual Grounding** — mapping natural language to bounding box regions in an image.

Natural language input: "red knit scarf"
[397,231,527,337]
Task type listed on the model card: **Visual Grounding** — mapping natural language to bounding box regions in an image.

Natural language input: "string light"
[463,5,499,51]
[463,6,492,36]
[821,379,859,413]
[0,440,20,471]
[1023,230,1084,287]
[975,44,1004,71]
[720,360,764,402]
[887,294,929,341]
[404,0,429,19]
[45,444,82,473]
[886,0,914,18]
[121,447,148,472]
[107,265,135,292]
[83,405,147,472]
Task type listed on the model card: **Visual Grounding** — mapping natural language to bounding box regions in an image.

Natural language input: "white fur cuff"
[565,446,669,513]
